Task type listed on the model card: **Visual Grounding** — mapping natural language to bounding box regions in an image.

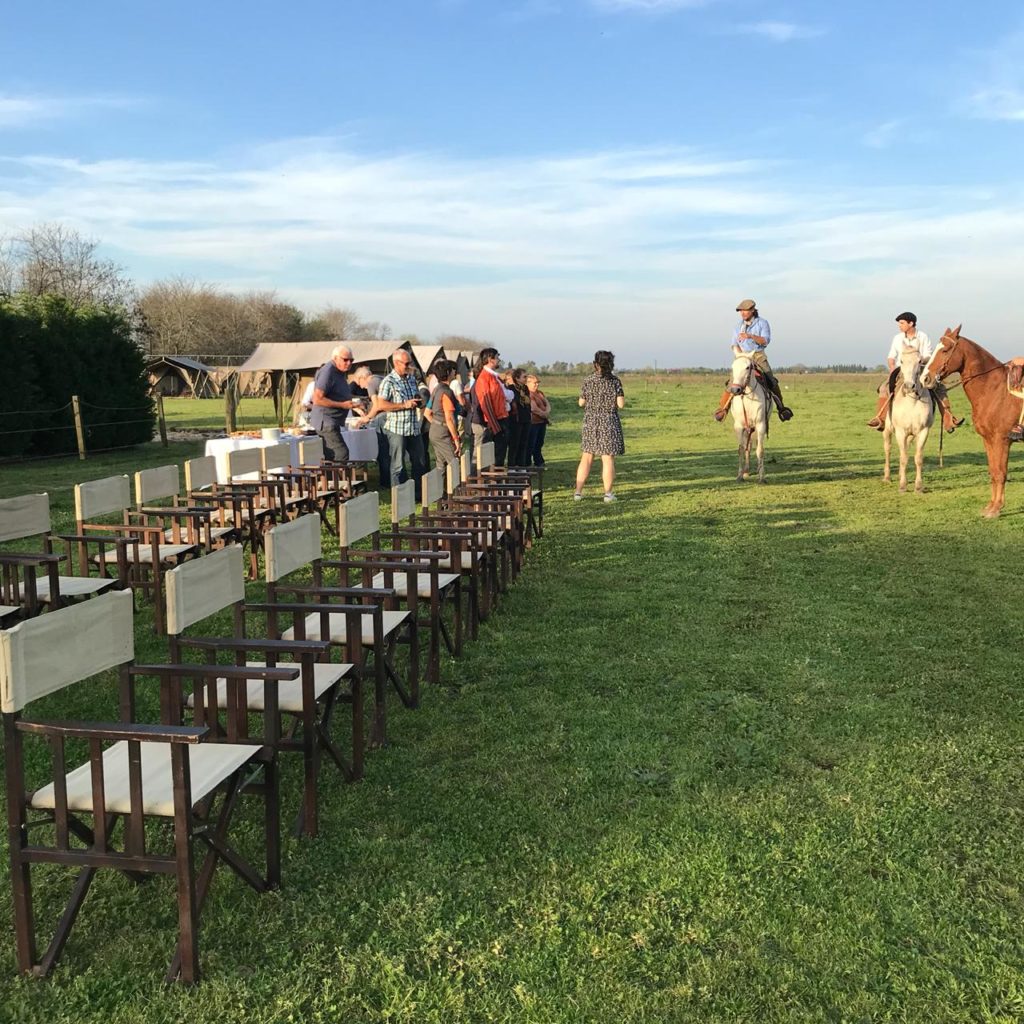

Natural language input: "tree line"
[0,224,487,362]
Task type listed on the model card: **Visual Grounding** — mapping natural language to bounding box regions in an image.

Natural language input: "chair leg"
[36,865,97,978]
[170,810,199,984]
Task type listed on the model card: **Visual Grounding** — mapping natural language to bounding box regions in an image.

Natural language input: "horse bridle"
[931,333,1007,389]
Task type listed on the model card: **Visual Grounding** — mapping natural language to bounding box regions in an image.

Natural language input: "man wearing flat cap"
[713,299,794,422]
[867,312,963,433]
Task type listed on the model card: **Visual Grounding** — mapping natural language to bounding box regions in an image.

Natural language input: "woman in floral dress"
[574,350,625,502]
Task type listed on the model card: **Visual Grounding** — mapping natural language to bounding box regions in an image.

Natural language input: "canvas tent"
[146,356,219,398]
[410,345,446,376]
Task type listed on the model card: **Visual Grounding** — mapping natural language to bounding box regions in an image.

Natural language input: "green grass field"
[1,376,1024,1023]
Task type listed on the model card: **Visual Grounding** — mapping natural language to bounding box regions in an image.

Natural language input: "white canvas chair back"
[227,447,262,482]
[0,589,134,713]
[184,456,217,493]
[390,480,416,524]
[0,493,50,543]
[260,442,293,474]
[135,465,180,508]
[265,514,321,582]
[339,491,380,547]
[165,545,245,636]
[298,437,324,465]
[477,442,495,470]
[446,460,461,495]
[422,468,444,509]
[75,475,131,522]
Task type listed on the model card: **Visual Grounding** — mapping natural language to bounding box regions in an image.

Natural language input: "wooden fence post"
[225,378,237,434]
[71,395,87,461]
[156,393,168,447]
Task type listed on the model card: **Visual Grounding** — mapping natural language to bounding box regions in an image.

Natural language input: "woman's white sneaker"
[603,492,617,503]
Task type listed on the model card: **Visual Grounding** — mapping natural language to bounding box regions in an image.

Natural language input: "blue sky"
[2,0,1023,366]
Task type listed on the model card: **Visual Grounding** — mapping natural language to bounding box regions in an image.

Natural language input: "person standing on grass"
[507,368,533,466]
[359,349,428,492]
[574,350,625,503]
[526,374,550,466]
[424,359,463,474]
[311,345,363,462]
[351,363,390,486]
[471,348,513,465]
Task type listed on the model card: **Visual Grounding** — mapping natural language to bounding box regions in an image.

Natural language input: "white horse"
[727,353,769,483]
[883,343,935,492]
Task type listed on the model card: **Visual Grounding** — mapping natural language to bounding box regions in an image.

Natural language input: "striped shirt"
[379,370,420,435]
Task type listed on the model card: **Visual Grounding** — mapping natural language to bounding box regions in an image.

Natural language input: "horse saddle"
[1008,363,1024,396]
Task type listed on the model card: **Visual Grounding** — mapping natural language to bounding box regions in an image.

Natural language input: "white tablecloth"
[204,431,380,484]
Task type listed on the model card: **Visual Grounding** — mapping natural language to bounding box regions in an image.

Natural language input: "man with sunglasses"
[360,348,429,493]
[311,345,362,461]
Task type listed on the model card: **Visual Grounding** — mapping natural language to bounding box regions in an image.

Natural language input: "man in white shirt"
[867,312,964,433]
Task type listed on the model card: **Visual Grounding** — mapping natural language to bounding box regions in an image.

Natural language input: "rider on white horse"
[867,312,964,433]
[713,299,794,423]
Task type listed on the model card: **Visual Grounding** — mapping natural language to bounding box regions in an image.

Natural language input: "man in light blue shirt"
[713,299,794,422]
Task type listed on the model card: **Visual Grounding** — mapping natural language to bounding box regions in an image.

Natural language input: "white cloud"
[735,21,824,43]
[0,92,141,128]
[2,138,1023,365]
[958,31,1024,122]
[964,87,1024,122]
[591,0,707,13]
[862,119,903,149]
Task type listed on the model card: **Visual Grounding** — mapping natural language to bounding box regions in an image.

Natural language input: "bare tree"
[11,224,135,308]
[310,304,391,340]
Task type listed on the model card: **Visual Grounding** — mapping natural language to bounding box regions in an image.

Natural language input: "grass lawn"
[1,375,1024,1022]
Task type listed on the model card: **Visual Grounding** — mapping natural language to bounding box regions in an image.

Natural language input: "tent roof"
[146,355,214,373]
[410,345,445,372]
[236,340,410,373]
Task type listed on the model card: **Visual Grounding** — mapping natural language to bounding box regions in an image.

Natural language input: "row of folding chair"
[0,437,368,632]
[0,441,544,984]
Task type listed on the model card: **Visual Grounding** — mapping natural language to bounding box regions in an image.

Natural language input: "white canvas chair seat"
[94,542,195,565]
[184,660,351,713]
[30,741,255,818]
[33,575,116,603]
[163,525,234,543]
[437,549,485,571]
[283,609,409,646]
[361,570,460,599]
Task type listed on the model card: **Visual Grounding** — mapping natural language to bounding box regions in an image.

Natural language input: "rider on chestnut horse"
[867,312,964,434]
[1006,358,1024,442]
[713,299,794,423]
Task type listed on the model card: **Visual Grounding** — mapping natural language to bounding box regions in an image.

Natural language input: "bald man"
[312,345,363,462]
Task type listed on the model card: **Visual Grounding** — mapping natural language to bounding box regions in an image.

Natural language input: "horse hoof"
[983,508,1001,519]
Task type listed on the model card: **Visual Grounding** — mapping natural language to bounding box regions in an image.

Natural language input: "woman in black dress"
[574,350,625,502]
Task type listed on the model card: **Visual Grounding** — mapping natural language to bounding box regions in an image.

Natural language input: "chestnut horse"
[921,326,1019,517]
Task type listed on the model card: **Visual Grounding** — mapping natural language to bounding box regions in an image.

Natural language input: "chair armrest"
[246,601,382,616]
[16,719,209,744]
[180,636,331,656]
[281,584,398,600]
[128,663,300,682]
[0,551,63,566]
